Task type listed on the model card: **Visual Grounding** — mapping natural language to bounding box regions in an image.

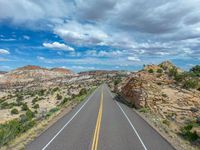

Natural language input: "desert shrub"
[32,96,39,104]
[56,94,62,100]
[52,87,59,93]
[38,89,46,96]
[168,66,178,77]
[148,69,154,73]
[0,118,36,146]
[61,97,68,105]
[162,119,170,126]
[183,79,198,89]
[50,107,59,113]
[180,123,199,142]
[26,110,35,120]
[21,103,29,111]
[11,108,19,115]
[190,65,200,77]
[114,77,122,85]
[16,94,23,102]
[46,107,59,117]
[162,93,167,97]
[174,72,186,82]
[0,102,9,109]
[79,88,87,96]
[157,68,163,73]
[139,107,149,113]
[33,104,39,109]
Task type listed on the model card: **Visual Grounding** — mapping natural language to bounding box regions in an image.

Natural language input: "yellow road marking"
[91,89,103,150]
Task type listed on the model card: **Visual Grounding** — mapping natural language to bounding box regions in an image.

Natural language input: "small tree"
[183,79,198,89]
[11,108,19,114]
[56,94,62,100]
[190,65,200,77]
[148,69,154,73]
[21,103,29,111]
[168,66,178,77]
[157,68,163,73]
[79,88,87,95]
[33,104,39,109]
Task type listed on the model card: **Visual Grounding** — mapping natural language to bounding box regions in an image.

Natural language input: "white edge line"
[106,86,148,150]
[42,87,98,150]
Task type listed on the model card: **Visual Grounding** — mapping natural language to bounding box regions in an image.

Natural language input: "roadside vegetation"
[166,65,200,90]
[0,84,97,149]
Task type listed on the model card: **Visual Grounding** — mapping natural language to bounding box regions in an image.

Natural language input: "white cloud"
[37,56,45,60]
[127,56,141,62]
[85,50,122,57]
[23,35,30,40]
[0,38,16,41]
[43,42,74,51]
[0,0,73,26]
[0,49,10,54]
[54,21,108,46]
[71,65,95,70]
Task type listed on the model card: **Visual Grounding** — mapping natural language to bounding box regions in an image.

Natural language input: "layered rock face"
[118,61,200,123]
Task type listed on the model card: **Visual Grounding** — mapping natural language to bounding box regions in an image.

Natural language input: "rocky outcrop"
[117,61,200,125]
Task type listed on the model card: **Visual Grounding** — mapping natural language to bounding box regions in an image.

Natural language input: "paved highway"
[26,84,175,150]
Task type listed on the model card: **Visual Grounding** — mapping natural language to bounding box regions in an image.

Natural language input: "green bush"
[61,97,68,105]
[79,88,87,96]
[183,79,198,89]
[38,89,46,96]
[52,87,59,93]
[0,102,9,109]
[162,119,170,126]
[56,94,62,100]
[180,124,199,142]
[157,68,163,73]
[46,107,59,117]
[33,104,39,109]
[139,107,149,113]
[148,69,154,73]
[190,65,200,77]
[50,107,59,113]
[0,118,36,146]
[168,66,178,77]
[32,96,39,104]
[26,110,35,120]
[21,103,29,111]
[11,108,19,115]
[16,94,23,102]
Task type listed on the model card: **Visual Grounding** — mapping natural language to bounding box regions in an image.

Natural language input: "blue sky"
[0,0,200,72]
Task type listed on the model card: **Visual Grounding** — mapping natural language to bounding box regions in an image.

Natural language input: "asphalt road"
[26,84,175,150]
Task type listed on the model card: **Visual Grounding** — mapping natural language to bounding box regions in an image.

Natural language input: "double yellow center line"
[91,90,103,150]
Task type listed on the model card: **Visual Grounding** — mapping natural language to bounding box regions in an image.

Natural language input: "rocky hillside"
[0,65,74,86]
[116,61,200,149]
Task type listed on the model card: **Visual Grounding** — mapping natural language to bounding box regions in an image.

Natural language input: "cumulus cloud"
[54,21,108,46]
[0,49,10,54]
[85,50,122,57]
[0,0,73,27]
[43,42,75,51]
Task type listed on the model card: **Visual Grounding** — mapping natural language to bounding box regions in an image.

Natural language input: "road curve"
[26,84,175,150]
